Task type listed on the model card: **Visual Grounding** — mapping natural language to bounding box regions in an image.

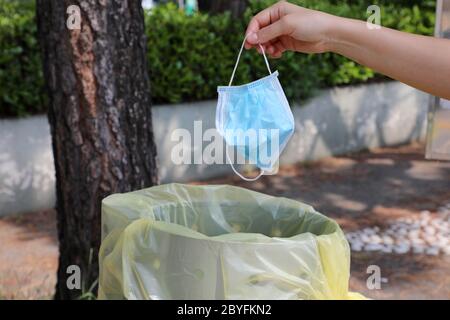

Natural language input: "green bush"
[0,0,435,117]
[0,0,46,117]
[145,3,246,104]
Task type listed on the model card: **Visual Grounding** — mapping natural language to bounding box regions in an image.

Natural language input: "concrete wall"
[0,81,428,216]
[286,81,429,161]
[0,116,55,216]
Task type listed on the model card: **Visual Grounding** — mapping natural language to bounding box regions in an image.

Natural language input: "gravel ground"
[346,206,450,255]
[1,142,449,299]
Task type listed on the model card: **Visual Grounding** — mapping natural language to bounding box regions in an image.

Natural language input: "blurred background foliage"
[0,0,436,117]
[0,0,46,117]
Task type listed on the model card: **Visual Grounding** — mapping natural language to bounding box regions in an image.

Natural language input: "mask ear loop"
[228,34,272,86]
[226,147,265,182]
[225,35,273,181]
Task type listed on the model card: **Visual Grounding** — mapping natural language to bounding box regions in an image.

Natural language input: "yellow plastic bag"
[98,183,364,300]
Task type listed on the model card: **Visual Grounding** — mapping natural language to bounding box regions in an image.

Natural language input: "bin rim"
[103,183,341,243]
[122,217,332,245]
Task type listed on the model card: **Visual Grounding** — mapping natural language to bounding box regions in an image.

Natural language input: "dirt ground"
[0,209,57,299]
[1,143,449,299]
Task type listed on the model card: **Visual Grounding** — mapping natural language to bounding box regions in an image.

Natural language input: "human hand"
[245,1,340,57]
[245,1,450,100]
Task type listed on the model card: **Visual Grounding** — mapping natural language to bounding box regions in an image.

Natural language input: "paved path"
[1,143,449,299]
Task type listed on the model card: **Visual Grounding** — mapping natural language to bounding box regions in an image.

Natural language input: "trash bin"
[98,183,364,300]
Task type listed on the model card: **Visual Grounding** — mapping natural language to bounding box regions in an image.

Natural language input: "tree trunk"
[36,0,158,300]
[198,0,248,17]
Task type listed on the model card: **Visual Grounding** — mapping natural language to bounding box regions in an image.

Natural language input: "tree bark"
[198,0,248,17]
[36,0,158,299]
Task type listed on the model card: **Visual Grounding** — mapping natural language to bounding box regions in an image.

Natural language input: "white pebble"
[396,238,410,246]
[393,244,410,254]
[408,230,420,239]
[365,243,383,251]
[370,235,381,244]
[347,208,450,255]
[381,235,393,244]
[411,222,421,229]
[363,228,375,235]
[425,247,440,256]
[411,238,425,245]
[423,236,437,244]
[412,245,425,254]
[424,226,436,235]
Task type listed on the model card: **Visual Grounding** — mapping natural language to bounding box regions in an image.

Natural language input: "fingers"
[266,40,285,58]
[271,51,283,59]
[246,2,284,32]
[272,40,286,56]
[244,2,285,49]
[254,19,289,45]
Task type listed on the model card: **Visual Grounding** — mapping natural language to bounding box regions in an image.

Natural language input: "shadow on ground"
[197,143,450,228]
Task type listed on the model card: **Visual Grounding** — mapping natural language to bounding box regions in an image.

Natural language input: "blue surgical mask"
[216,36,295,181]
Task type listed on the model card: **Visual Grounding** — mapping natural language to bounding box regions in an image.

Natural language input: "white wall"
[0,116,55,215]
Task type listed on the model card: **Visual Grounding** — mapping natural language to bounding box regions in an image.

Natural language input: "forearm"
[327,17,450,100]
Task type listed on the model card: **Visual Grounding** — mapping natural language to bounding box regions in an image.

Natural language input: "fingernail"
[247,32,258,43]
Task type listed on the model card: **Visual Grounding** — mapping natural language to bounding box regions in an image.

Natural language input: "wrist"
[323,15,357,54]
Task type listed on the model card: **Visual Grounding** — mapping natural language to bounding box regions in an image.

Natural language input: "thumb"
[248,19,288,45]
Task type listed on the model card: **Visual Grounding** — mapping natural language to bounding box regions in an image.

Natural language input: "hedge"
[0,0,435,117]
[0,0,46,117]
